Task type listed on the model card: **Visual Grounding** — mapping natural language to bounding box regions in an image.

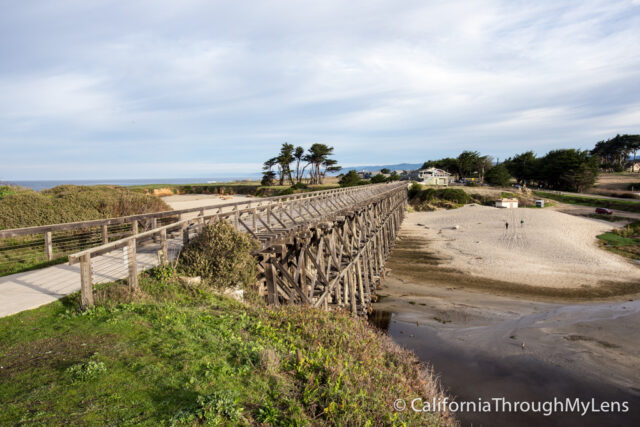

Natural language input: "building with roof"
[409,167,451,186]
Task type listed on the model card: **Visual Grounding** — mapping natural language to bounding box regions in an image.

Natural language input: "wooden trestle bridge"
[0,183,407,317]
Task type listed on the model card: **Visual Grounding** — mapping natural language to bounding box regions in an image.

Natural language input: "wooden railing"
[65,183,406,308]
[0,185,382,275]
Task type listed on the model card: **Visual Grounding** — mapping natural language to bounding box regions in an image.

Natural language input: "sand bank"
[402,205,640,292]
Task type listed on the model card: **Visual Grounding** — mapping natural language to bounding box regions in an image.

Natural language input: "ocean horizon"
[3,177,260,191]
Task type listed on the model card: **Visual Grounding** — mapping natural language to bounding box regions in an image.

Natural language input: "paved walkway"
[0,238,180,317]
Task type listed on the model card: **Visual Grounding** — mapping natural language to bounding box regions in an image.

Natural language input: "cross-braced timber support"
[256,184,407,316]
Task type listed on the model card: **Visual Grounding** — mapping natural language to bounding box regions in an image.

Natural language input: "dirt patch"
[0,334,117,380]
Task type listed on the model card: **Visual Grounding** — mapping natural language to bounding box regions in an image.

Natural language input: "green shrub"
[485,164,513,187]
[290,182,308,190]
[370,174,387,184]
[419,188,437,202]
[172,392,243,425]
[66,360,107,382]
[278,188,294,195]
[408,182,423,198]
[338,170,362,187]
[0,185,17,200]
[439,188,469,204]
[178,220,259,289]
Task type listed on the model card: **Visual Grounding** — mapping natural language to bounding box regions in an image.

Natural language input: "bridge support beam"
[256,186,406,315]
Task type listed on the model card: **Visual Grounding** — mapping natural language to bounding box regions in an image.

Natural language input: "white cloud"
[0,0,639,179]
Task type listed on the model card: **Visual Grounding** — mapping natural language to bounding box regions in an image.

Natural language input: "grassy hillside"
[0,270,452,426]
[0,185,170,230]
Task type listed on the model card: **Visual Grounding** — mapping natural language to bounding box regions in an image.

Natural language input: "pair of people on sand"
[505,220,524,229]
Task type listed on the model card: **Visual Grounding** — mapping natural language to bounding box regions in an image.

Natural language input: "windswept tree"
[477,155,493,183]
[262,158,278,186]
[277,143,295,185]
[503,151,539,185]
[539,149,599,191]
[484,164,512,187]
[293,146,305,183]
[456,151,481,178]
[591,134,640,171]
[304,143,341,184]
[262,143,341,186]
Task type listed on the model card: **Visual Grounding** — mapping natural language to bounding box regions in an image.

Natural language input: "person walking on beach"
[521,219,524,227]
[505,222,509,230]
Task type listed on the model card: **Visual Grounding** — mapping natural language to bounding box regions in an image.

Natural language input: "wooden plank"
[349,267,357,316]
[182,223,189,246]
[160,228,169,265]
[44,231,53,261]
[237,217,259,240]
[80,253,94,309]
[356,259,366,309]
[265,259,279,306]
[101,224,108,244]
[127,239,138,290]
[272,259,311,305]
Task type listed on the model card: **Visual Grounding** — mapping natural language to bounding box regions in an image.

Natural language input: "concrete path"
[0,237,181,318]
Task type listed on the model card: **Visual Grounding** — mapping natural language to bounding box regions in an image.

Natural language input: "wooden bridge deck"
[0,183,407,317]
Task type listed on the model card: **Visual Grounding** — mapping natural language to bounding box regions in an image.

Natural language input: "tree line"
[421,148,599,192]
[262,143,341,186]
[590,134,640,172]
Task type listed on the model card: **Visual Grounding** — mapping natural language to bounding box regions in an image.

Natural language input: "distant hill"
[339,163,422,174]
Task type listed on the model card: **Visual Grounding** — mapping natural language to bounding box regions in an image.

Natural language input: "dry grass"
[151,187,176,197]
[0,185,170,230]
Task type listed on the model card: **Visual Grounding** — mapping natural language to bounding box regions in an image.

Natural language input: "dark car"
[595,207,613,215]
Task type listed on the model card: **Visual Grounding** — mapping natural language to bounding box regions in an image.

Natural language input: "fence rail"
[63,183,407,309]
[0,185,385,276]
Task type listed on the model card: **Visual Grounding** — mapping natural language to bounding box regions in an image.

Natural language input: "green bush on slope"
[0,185,170,230]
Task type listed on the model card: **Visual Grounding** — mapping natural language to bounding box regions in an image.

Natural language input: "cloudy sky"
[1,0,639,179]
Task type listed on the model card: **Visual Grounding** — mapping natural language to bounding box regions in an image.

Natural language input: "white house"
[626,162,640,172]
[409,167,451,186]
[495,198,519,208]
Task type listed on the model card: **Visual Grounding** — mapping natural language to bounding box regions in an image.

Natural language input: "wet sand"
[372,209,640,426]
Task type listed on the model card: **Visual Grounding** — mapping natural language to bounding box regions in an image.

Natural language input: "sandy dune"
[406,205,640,289]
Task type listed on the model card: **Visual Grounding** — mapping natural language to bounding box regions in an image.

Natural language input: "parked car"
[595,207,613,215]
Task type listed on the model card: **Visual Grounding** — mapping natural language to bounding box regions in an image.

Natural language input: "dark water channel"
[370,310,640,426]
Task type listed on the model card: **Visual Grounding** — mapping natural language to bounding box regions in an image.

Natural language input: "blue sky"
[1,0,639,179]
